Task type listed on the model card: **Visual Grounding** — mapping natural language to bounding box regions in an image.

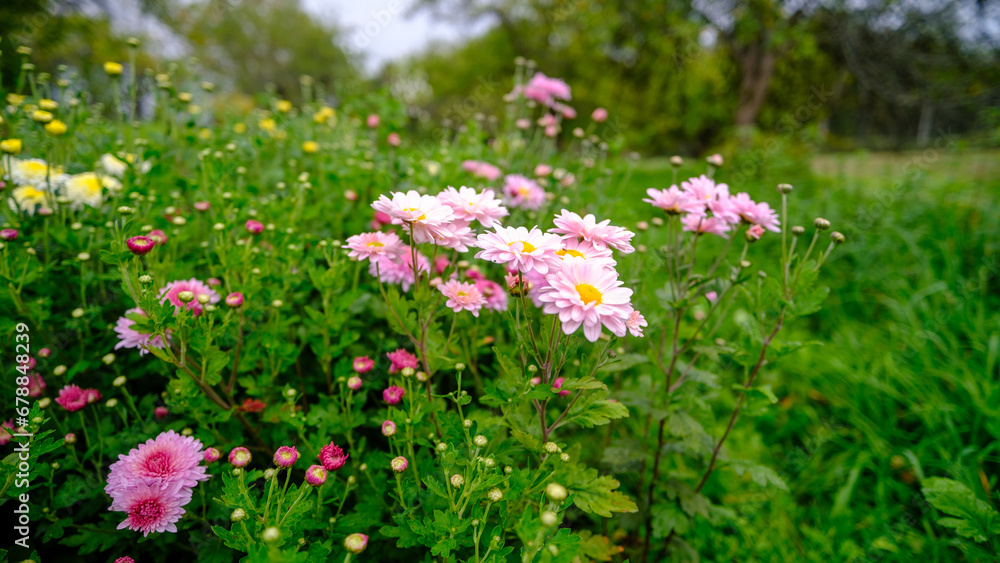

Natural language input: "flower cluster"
[644,174,779,239]
[4,152,142,214]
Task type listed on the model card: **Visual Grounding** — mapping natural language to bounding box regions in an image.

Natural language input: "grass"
[613,148,1000,561]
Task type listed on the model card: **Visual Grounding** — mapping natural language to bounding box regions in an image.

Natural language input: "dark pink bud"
[0,228,18,241]
[126,235,156,256]
[245,220,264,234]
[225,292,244,308]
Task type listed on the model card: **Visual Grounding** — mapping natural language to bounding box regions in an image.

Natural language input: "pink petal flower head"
[112,479,192,536]
[474,225,563,275]
[373,210,393,226]
[245,219,264,234]
[391,455,408,473]
[225,292,244,308]
[343,231,404,263]
[105,430,209,502]
[148,229,168,246]
[386,349,418,374]
[228,447,252,467]
[25,373,46,397]
[728,193,781,233]
[345,533,369,554]
[126,236,156,256]
[537,113,558,128]
[534,164,552,177]
[643,186,703,215]
[435,256,451,275]
[38,347,51,358]
[387,132,401,146]
[305,464,327,486]
[352,356,374,373]
[746,224,766,240]
[475,162,502,181]
[194,201,210,212]
[55,385,89,411]
[347,376,362,390]
[537,260,634,342]
[154,406,169,419]
[550,210,636,254]
[371,190,455,244]
[707,153,724,167]
[516,118,531,130]
[475,278,508,312]
[207,278,222,287]
[437,186,509,228]
[381,420,397,436]
[555,239,617,269]
[558,104,577,119]
[681,175,729,207]
[626,310,647,337]
[427,219,476,252]
[503,175,546,210]
[203,447,221,463]
[273,446,299,468]
[438,279,487,317]
[85,388,102,404]
[682,214,731,238]
[366,114,380,128]
[319,442,349,470]
[115,308,167,356]
[523,72,572,106]
[551,377,570,396]
[116,557,136,563]
[160,278,220,316]
[706,291,719,303]
[0,228,18,241]
[383,385,405,405]
[591,107,608,122]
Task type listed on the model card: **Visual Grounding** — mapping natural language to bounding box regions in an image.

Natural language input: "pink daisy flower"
[523,72,572,106]
[537,261,633,342]
[160,279,220,316]
[112,479,191,536]
[353,356,374,373]
[643,186,703,215]
[343,231,404,263]
[682,214,731,238]
[371,190,455,244]
[475,279,508,311]
[458,161,502,182]
[114,308,167,355]
[319,442,349,471]
[555,238,617,269]
[550,210,636,254]
[437,186,509,228]
[626,310,647,337]
[438,279,487,317]
[428,220,477,252]
[681,175,729,209]
[55,385,89,412]
[746,224,766,240]
[383,385,405,405]
[503,175,546,210]
[728,193,781,232]
[475,226,563,275]
[106,430,209,501]
[387,349,418,373]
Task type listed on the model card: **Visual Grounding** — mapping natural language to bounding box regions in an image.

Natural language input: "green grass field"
[616,149,1000,561]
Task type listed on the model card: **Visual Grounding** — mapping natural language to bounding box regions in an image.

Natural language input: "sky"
[300,0,493,74]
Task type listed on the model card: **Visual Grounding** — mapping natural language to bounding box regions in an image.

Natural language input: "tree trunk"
[734,41,777,127]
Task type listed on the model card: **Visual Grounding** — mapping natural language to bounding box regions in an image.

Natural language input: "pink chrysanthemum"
[626,310,647,337]
[503,175,546,210]
[318,442,349,471]
[371,190,455,244]
[273,446,299,468]
[24,373,46,398]
[682,214,731,238]
[475,279,508,312]
[229,447,252,467]
[461,160,502,181]
[386,349,418,373]
[305,465,328,486]
[86,389,102,404]
[550,210,635,254]
[555,239,617,269]
[369,247,430,291]
[112,479,191,536]
[353,356,374,373]
[126,236,156,256]
[343,231,404,262]
[523,72,572,106]
[438,279,487,317]
[437,186,509,228]
[643,186,703,215]
[475,226,563,275]
[383,385,406,405]
[114,308,167,355]
[160,279,220,316]
[428,220,476,252]
[680,175,729,212]
[537,261,633,342]
[106,430,209,502]
[55,385,89,412]
[727,192,780,232]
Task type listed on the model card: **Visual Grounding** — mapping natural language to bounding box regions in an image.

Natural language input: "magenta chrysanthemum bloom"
[437,186,509,228]
[86,388,102,404]
[475,279,508,312]
[369,247,430,291]
[727,192,781,232]
[225,292,244,308]
[112,479,191,536]
[24,373,46,398]
[305,464,328,486]
[438,279,486,317]
[318,442,348,471]
[126,236,156,256]
[343,231,404,263]
[386,349,418,374]
[203,447,221,463]
[681,175,729,212]
[592,107,608,122]
[550,210,635,254]
[643,186,703,215]
[475,226,562,275]
[371,190,455,244]
[626,310,647,338]
[115,557,136,563]
[347,376,362,390]
[105,430,209,501]
[682,214,731,238]
[229,447,252,467]
[381,420,397,436]
[55,385,89,411]
[537,261,633,342]
[503,175,546,210]
[523,72,572,106]
[383,385,405,405]
[0,228,19,241]
[154,406,169,419]
[352,356,374,373]
[273,446,299,468]
[245,219,264,234]
[115,308,167,356]
[148,229,168,246]
[390,456,408,473]
[160,278,220,316]
[344,533,369,554]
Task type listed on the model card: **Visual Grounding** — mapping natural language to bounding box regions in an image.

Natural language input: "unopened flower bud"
[177,291,195,303]
[473,435,488,447]
[262,527,280,543]
[541,511,558,526]
[543,442,559,453]
[546,482,568,501]
[102,353,115,365]
[401,367,415,378]
[344,533,368,554]
[450,474,465,487]
[777,183,793,194]
[231,508,246,522]
[488,488,503,502]
[791,226,805,236]
[670,156,683,167]
[814,218,830,231]
[106,398,118,408]
[831,231,846,244]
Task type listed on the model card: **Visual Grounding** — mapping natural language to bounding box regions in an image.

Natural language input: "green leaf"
[598,353,648,373]
[921,477,1000,542]
[569,470,638,517]
[728,460,789,491]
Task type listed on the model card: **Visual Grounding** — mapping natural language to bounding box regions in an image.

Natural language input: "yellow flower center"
[366,241,384,247]
[576,283,602,305]
[556,249,584,258]
[457,291,468,297]
[84,176,102,194]
[403,208,427,221]
[19,187,45,199]
[24,162,48,174]
[508,240,536,253]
